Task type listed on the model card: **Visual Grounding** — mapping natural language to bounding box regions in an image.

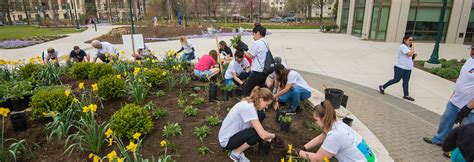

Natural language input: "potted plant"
[278,115,292,132]
[10,112,27,132]
[342,117,354,127]
[208,82,218,102]
[220,84,237,101]
[230,35,248,51]
[0,80,33,111]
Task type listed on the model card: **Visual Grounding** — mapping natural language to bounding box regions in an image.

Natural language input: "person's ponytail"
[314,100,337,133]
[245,86,274,107]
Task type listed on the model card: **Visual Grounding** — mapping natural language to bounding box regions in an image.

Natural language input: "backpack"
[256,40,275,75]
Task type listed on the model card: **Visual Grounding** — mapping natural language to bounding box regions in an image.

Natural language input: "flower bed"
[0,35,67,49]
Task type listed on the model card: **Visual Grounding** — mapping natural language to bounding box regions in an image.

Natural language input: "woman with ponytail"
[218,86,276,162]
[295,100,376,162]
[273,64,312,114]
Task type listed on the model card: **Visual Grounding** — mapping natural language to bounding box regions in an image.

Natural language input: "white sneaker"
[229,150,241,162]
[240,152,250,162]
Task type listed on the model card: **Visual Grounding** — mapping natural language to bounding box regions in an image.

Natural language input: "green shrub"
[431,67,441,74]
[110,104,153,138]
[436,68,459,79]
[441,59,458,68]
[439,58,447,62]
[143,68,168,88]
[0,80,33,100]
[33,64,65,86]
[88,63,113,79]
[30,86,74,119]
[17,63,44,80]
[71,62,94,79]
[97,75,125,100]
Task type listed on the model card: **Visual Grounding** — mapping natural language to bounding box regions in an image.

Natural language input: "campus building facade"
[336,0,474,44]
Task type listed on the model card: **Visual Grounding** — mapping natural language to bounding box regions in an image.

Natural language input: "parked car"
[202,17,217,23]
[284,17,296,22]
[270,17,287,23]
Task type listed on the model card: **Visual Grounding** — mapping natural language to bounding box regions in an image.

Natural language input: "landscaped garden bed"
[0,51,322,161]
[414,58,467,82]
[0,26,87,49]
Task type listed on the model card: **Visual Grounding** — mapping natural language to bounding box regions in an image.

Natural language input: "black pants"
[243,71,269,97]
[382,66,412,97]
[224,111,266,150]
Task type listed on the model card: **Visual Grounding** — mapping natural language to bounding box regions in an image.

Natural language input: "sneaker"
[240,152,250,162]
[403,96,415,101]
[423,137,442,146]
[283,110,296,115]
[378,85,385,94]
[229,151,241,162]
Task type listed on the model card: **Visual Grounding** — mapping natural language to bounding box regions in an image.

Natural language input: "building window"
[464,2,474,44]
[352,0,366,36]
[341,0,350,33]
[369,0,391,41]
[406,0,452,41]
[64,13,69,19]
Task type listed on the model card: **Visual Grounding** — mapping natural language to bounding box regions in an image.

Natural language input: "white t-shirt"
[42,49,59,60]
[450,57,474,108]
[182,41,193,53]
[248,38,268,72]
[394,44,413,70]
[218,101,259,147]
[287,71,312,91]
[321,121,366,162]
[95,42,116,57]
[224,59,250,80]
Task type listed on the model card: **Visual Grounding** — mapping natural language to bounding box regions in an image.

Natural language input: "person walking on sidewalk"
[379,35,416,101]
[243,24,270,97]
[423,45,474,147]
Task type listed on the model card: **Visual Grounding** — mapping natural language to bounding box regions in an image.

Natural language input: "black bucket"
[0,98,12,109]
[10,113,28,132]
[208,83,218,102]
[10,98,27,112]
[325,88,344,109]
[341,95,349,108]
[342,117,354,127]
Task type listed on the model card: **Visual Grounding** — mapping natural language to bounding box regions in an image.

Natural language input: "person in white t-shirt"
[243,24,270,97]
[91,40,117,63]
[218,87,276,162]
[273,64,311,114]
[177,36,195,61]
[266,56,287,93]
[379,35,416,101]
[294,100,375,162]
[224,50,250,86]
[42,47,60,65]
[424,45,474,147]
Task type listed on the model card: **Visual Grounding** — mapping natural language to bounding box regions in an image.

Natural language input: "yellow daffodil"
[88,104,97,112]
[108,137,113,146]
[126,141,137,152]
[0,108,10,117]
[105,128,113,138]
[117,158,124,162]
[289,155,292,162]
[78,82,84,89]
[133,68,140,76]
[281,158,284,162]
[64,89,71,97]
[116,75,121,79]
[287,144,292,154]
[137,60,141,65]
[91,83,98,92]
[162,71,167,76]
[120,50,125,55]
[93,156,99,162]
[324,156,330,162]
[107,150,117,160]
[151,59,156,63]
[82,106,89,113]
[124,72,128,76]
[132,132,141,140]
[73,98,79,103]
[89,153,94,158]
[160,140,167,147]
[146,58,150,61]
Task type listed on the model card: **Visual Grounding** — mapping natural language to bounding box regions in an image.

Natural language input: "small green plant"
[153,107,168,119]
[32,63,65,86]
[279,115,293,123]
[193,125,211,141]
[30,86,74,119]
[88,63,113,79]
[0,80,33,100]
[71,62,93,79]
[184,105,198,116]
[143,68,168,88]
[178,73,191,85]
[436,68,459,79]
[220,84,237,92]
[230,35,242,49]
[162,122,182,138]
[197,146,211,155]
[189,93,199,98]
[143,101,156,111]
[0,108,35,161]
[307,121,321,132]
[206,115,222,126]
[177,90,186,108]
[44,108,78,142]
[439,58,447,62]
[193,87,201,92]
[127,75,150,104]
[110,104,153,138]
[97,75,125,100]
[166,75,176,92]
[441,59,458,68]
[192,97,205,106]
[156,90,166,97]
[17,63,44,80]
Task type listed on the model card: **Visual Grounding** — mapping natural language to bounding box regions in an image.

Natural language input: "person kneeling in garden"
[69,46,89,63]
[91,40,118,63]
[177,36,195,61]
[273,64,312,114]
[293,100,376,162]
[224,50,250,86]
[218,87,276,162]
[132,45,156,61]
[219,41,233,63]
[193,50,220,80]
[42,47,60,65]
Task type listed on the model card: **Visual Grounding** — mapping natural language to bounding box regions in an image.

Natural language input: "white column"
[361,0,373,40]
[393,0,410,42]
[445,0,463,44]
[336,0,343,31]
[453,0,472,44]
[347,0,356,35]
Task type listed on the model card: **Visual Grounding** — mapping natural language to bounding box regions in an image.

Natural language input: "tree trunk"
[319,0,323,22]
[22,0,30,25]
[6,2,13,25]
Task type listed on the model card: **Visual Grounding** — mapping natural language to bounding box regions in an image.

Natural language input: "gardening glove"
[455,106,472,124]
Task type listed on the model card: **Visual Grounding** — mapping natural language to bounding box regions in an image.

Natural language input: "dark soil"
[86,25,233,44]
[6,75,322,161]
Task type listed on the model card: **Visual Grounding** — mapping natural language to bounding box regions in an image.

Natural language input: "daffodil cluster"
[0,108,10,117]
[82,104,98,113]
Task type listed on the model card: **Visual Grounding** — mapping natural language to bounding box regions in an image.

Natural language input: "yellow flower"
[144,68,148,71]
[82,106,89,113]
[78,82,84,89]
[108,137,113,146]
[88,153,94,158]
[137,60,141,65]
[116,75,121,79]
[287,144,292,154]
[133,68,140,76]
[105,128,113,138]
[106,53,110,58]
[73,98,79,103]
[0,108,10,117]
[151,59,156,63]
[281,158,284,162]
[162,71,167,76]
[117,158,124,162]
[120,50,125,55]
[107,150,117,160]
[146,58,150,61]
[160,140,167,147]
[124,72,128,76]
[324,156,330,162]
[88,104,97,112]
[132,132,141,140]
[64,89,71,97]
[289,155,292,162]
[126,141,137,152]
[93,156,99,162]
[92,83,98,91]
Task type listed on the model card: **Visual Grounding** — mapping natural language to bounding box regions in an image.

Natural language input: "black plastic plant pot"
[236,41,249,51]
[275,110,285,123]
[258,141,271,156]
[221,90,229,101]
[342,117,354,127]
[10,98,27,112]
[324,88,344,109]
[280,122,291,132]
[0,98,12,109]
[208,83,218,102]
[341,95,349,108]
[10,113,27,132]
[22,95,32,108]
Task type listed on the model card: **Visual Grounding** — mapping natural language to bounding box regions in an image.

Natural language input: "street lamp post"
[427,0,447,65]
[184,0,187,27]
[73,0,80,29]
[129,0,135,34]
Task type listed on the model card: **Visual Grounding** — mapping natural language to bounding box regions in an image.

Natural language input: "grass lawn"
[0,26,87,40]
[215,23,321,29]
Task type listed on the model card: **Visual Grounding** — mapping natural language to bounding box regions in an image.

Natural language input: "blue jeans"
[194,69,212,79]
[431,101,474,144]
[182,52,195,61]
[278,86,311,111]
[225,72,249,86]
[382,66,412,97]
